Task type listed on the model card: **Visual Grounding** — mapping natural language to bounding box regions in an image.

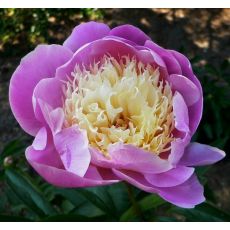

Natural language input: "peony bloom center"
[63,57,175,156]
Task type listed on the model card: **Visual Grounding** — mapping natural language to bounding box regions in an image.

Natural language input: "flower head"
[64,56,174,156]
[9,21,225,208]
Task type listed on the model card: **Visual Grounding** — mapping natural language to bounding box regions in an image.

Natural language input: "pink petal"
[84,165,103,180]
[32,77,63,118]
[54,126,91,177]
[144,166,194,187]
[9,45,72,135]
[96,167,121,181]
[91,143,172,174]
[173,92,190,133]
[113,169,205,208]
[63,21,110,53]
[187,100,203,135]
[32,127,47,151]
[169,93,191,166]
[26,143,63,168]
[104,35,137,46]
[170,50,201,90]
[170,50,203,134]
[159,174,205,208]
[109,24,150,45]
[145,40,182,75]
[34,98,65,135]
[26,146,119,188]
[169,74,201,107]
[56,38,168,84]
[179,142,226,166]
[32,78,64,125]
[168,133,191,166]
[112,169,159,194]
[48,108,65,135]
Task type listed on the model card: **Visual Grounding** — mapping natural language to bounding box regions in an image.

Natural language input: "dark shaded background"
[0,9,230,221]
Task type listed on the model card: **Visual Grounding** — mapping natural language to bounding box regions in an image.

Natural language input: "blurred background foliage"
[0,8,230,221]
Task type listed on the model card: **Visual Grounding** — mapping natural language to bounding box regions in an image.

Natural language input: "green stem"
[125,182,146,221]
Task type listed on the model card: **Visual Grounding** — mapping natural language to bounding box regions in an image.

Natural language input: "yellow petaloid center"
[63,57,175,157]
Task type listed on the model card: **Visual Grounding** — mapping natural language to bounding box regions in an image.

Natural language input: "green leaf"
[195,166,210,178]
[39,183,56,202]
[0,170,4,180]
[42,214,107,222]
[56,185,130,220]
[0,215,32,222]
[0,190,8,212]
[0,139,25,164]
[106,183,132,216]
[156,216,178,222]
[71,201,105,218]
[203,124,213,139]
[75,187,117,219]
[120,194,166,221]
[5,168,57,218]
[55,188,105,218]
[171,202,230,221]
[55,188,86,207]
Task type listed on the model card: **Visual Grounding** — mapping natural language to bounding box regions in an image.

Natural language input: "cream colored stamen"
[63,56,175,156]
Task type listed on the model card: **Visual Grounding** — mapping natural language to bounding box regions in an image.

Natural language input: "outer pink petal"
[26,141,63,169]
[84,165,103,180]
[32,127,48,151]
[173,92,190,133]
[169,74,201,107]
[63,21,110,53]
[33,98,65,135]
[170,50,201,90]
[144,166,194,187]
[91,143,172,174]
[26,146,120,188]
[31,78,65,135]
[32,78,63,124]
[159,174,205,208]
[169,134,191,166]
[187,100,203,135]
[144,40,182,75]
[170,50,203,133]
[112,169,159,194]
[113,169,205,208]
[104,35,137,47]
[164,92,191,165]
[54,126,91,177]
[9,45,73,136]
[179,142,226,166]
[169,74,202,135]
[56,38,168,82]
[109,24,150,45]
[48,108,65,135]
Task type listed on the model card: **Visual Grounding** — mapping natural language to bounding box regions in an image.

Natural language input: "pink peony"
[9,21,225,208]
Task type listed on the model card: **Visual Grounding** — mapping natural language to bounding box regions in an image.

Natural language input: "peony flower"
[9,21,225,208]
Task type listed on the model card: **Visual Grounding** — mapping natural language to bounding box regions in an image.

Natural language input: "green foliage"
[191,57,230,152]
[120,194,167,221]
[5,169,57,218]
[170,202,230,222]
[0,139,26,165]
[0,9,104,57]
